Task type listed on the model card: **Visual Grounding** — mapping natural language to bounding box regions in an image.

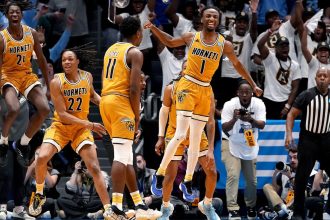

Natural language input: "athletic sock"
[130,191,144,206]
[20,133,31,146]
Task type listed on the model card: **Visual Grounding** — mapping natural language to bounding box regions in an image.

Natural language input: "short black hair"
[201,6,221,18]
[136,153,144,159]
[238,79,251,89]
[119,16,141,39]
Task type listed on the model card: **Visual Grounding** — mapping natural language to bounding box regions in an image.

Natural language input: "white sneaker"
[12,207,35,220]
[135,204,162,220]
[0,204,6,220]
[87,209,104,219]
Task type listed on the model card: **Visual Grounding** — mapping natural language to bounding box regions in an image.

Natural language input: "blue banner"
[215,120,301,189]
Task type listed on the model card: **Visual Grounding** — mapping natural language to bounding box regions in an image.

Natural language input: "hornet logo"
[177,90,189,103]
[121,118,135,131]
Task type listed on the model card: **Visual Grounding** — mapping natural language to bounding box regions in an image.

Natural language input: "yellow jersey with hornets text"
[0,25,34,75]
[184,32,225,82]
[53,70,91,122]
[102,42,135,97]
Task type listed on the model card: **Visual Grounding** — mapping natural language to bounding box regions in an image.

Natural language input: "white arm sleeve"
[158,104,170,137]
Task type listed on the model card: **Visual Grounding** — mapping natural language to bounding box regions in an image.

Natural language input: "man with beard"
[221,80,266,219]
[135,154,162,209]
[285,67,330,220]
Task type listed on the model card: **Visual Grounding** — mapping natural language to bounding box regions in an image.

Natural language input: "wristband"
[285,103,291,109]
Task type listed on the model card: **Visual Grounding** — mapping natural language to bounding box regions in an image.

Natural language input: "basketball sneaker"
[135,204,162,220]
[13,139,31,167]
[179,181,195,202]
[150,174,164,197]
[28,193,46,216]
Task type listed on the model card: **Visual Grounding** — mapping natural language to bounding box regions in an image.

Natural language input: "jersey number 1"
[200,59,206,74]
[105,58,117,79]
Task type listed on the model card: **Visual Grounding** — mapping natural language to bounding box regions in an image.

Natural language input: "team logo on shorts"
[177,90,189,103]
[121,118,135,132]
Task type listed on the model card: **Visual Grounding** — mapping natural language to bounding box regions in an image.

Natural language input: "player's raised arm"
[144,20,193,48]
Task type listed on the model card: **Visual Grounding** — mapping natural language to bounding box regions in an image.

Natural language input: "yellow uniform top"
[166,80,179,133]
[184,32,225,83]
[0,25,34,75]
[53,70,91,122]
[102,42,135,97]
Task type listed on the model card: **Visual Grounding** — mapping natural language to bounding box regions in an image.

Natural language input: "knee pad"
[113,138,133,166]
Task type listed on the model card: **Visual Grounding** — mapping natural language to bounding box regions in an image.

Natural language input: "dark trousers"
[262,97,286,119]
[57,196,103,218]
[0,146,26,205]
[294,131,330,217]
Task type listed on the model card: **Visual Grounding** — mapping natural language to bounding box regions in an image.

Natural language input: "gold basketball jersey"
[102,42,135,97]
[184,32,225,82]
[167,81,179,132]
[0,25,34,75]
[53,70,91,122]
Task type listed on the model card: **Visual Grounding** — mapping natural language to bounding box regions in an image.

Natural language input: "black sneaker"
[13,139,31,167]
[247,207,257,220]
[228,210,241,220]
[104,205,131,220]
[28,193,46,216]
[0,144,8,167]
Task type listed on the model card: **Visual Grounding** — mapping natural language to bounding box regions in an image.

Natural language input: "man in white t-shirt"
[115,0,155,51]
[220,1,258,108]
[164,0,200,37]
[257,20,301,119]
[156,40,186,100]
[221,80,266,220]
[299,26,330,89]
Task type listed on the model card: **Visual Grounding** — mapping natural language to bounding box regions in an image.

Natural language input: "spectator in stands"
[47,0,89,48]
[260,147,298,219]
[252,1,302,65]
[256,0,290,27]
[136,153,162,209]
[285,67,330,220]
[113,0,156,74]
[96,0,122,48]
[56,160,109,219]
[155,32,186,100]
[257,21,301,119]
[296,0,327,92]
[221,80,266,219]
[165,0,201,37]
[219,0,258,108]
[299,25,330,89]
[0,96,35,219]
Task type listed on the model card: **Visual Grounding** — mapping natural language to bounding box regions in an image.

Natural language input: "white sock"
[163,201,170,207]
[20,133,31,146]
[0,135,8,145]
[204,197,212,205]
